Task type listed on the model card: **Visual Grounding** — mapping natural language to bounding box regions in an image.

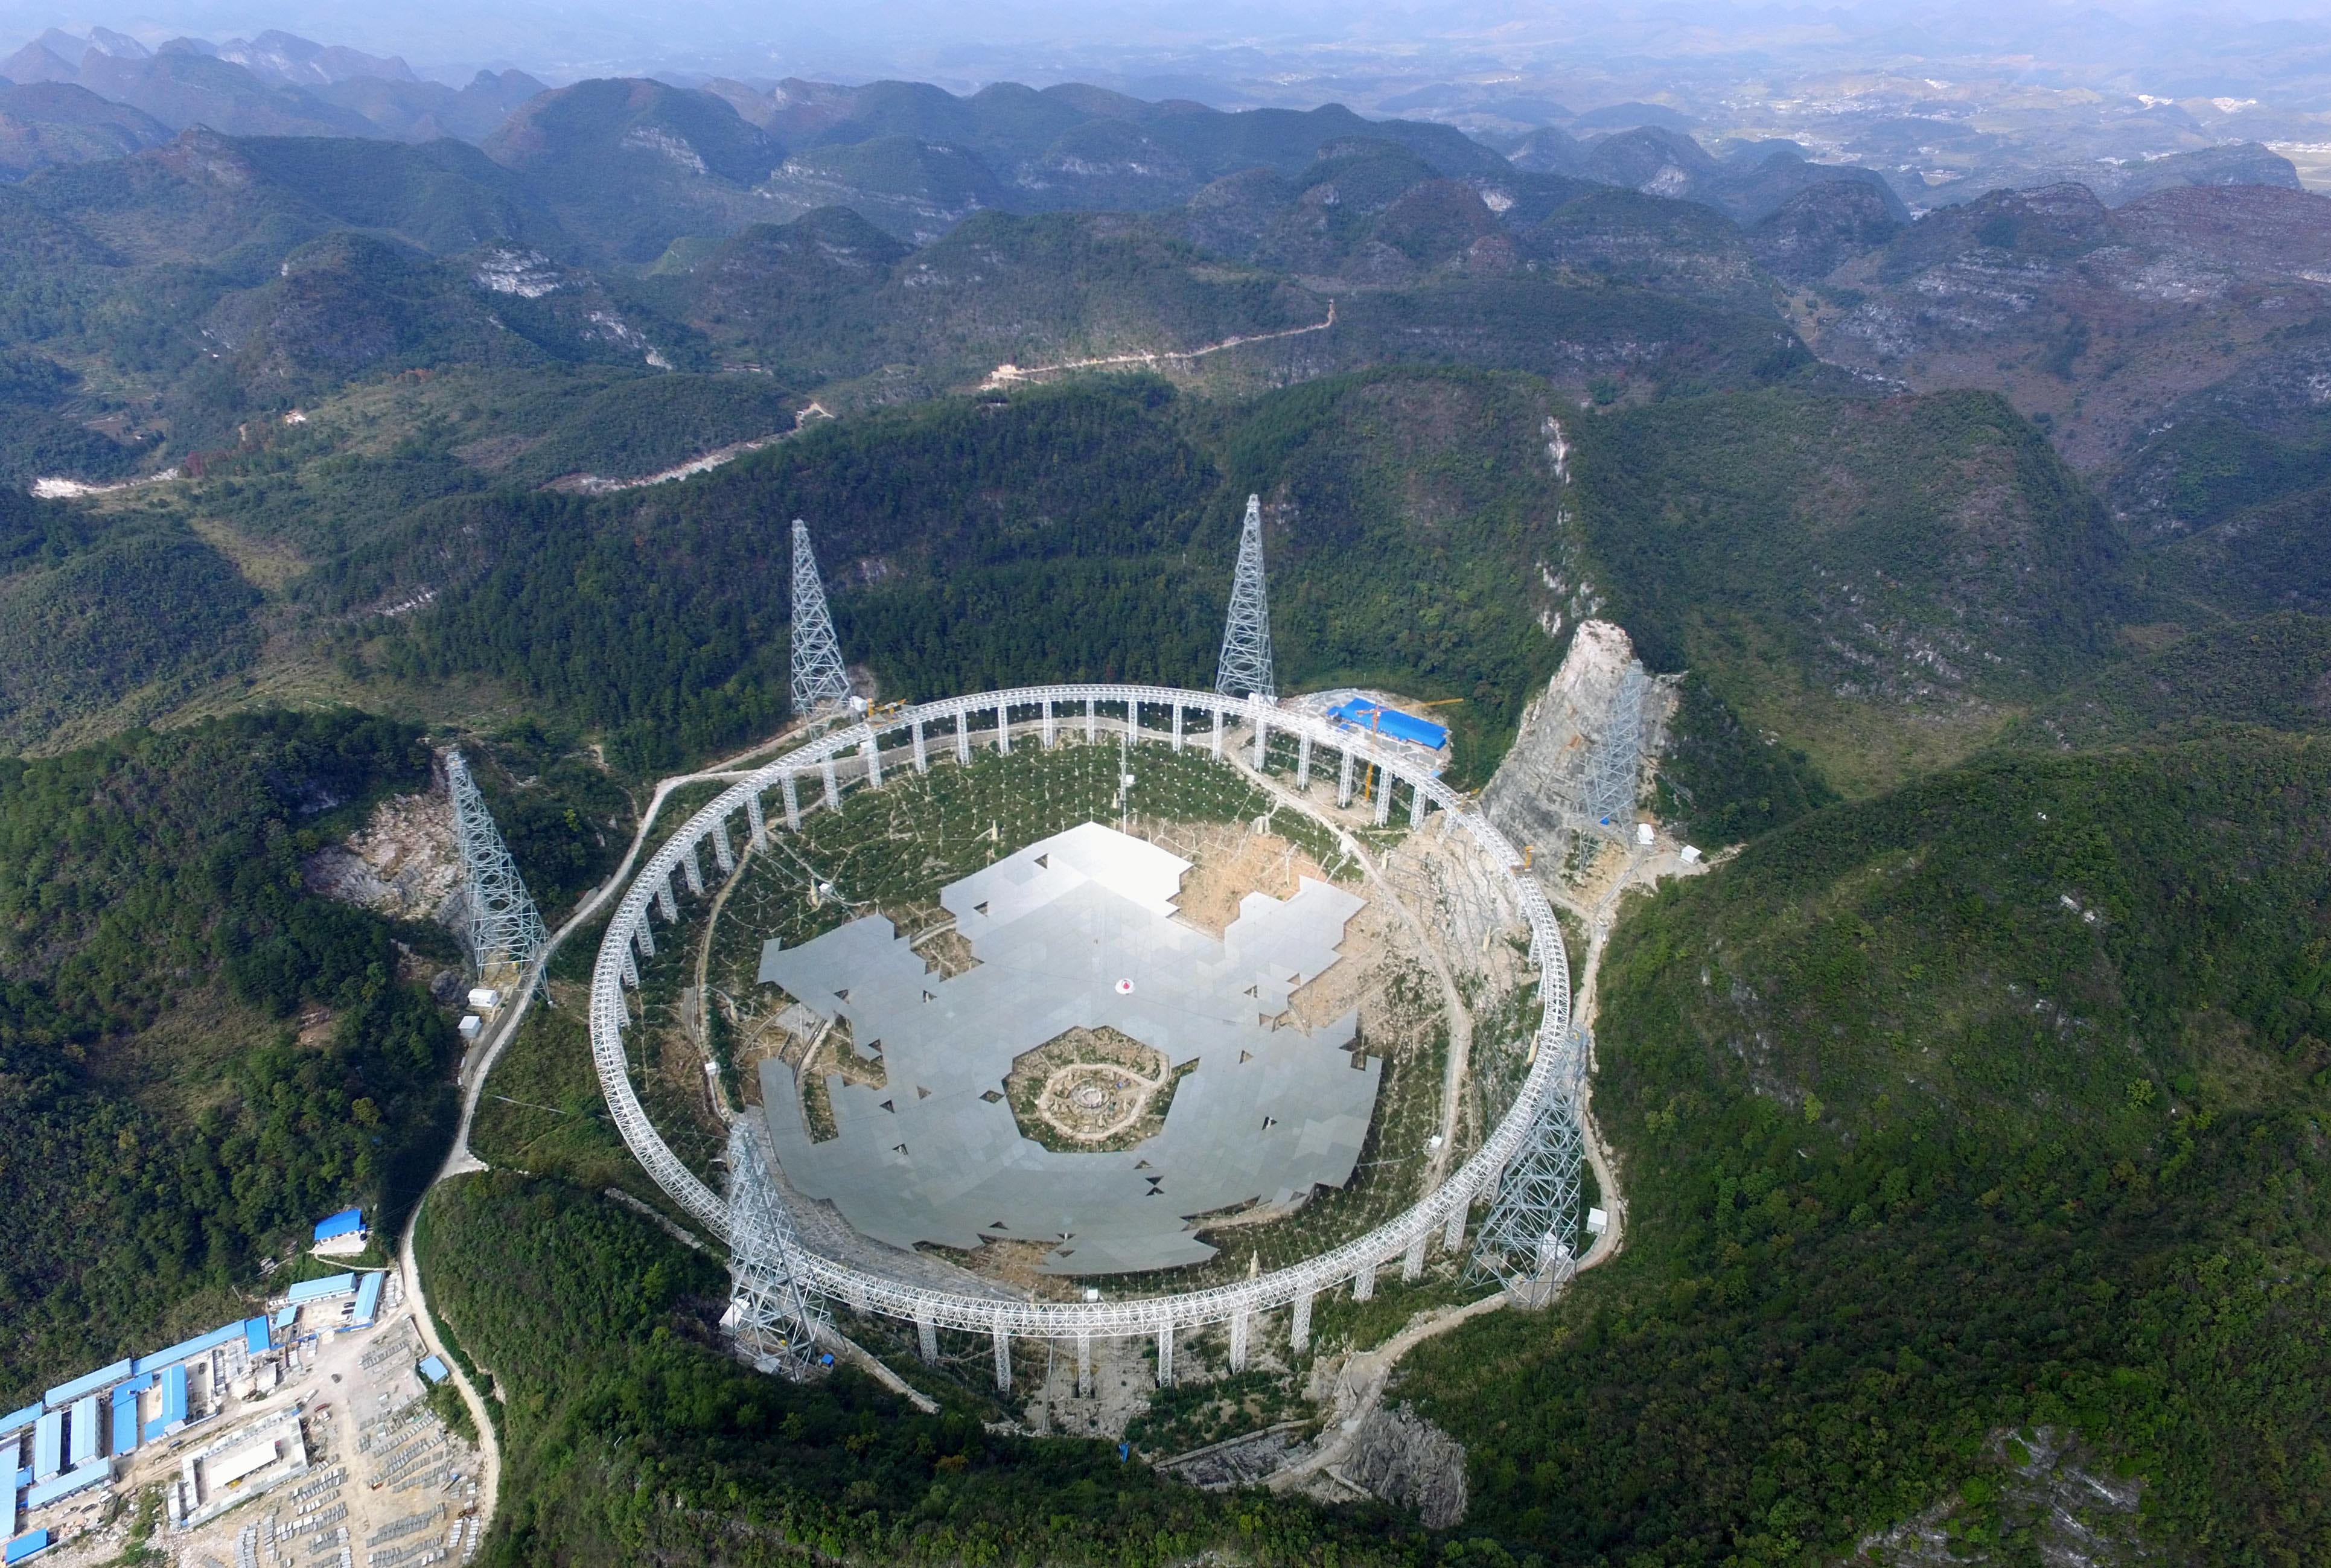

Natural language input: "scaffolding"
[789,519,852,717]
[1213,494,1276,704]
[725,1118,831,1380]
[445,750,549,992]
[1579,659,1647,833]
[1467,1031,1587,1307]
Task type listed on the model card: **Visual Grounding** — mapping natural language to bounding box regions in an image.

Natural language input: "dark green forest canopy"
[342,372,1573,782]
[418,1171,1427,1568]
[1411,733,2331,1565]
[0,709,458,1405]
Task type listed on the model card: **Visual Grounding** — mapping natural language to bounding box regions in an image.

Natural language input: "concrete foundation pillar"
[634,921,655,960]
[1252,714,1269,771]
[781,771,801,832]
[712,820,735,874]
[1228,1310,1249,1372]
[917,1315,938,1364]
[1209,709,1223,759]
[1155,1318,1175,1386]
[1374,771,1394,826]
[911,719,928,773]
[745,791,767,849]
[820,756,840,811]
[996,701,1010,754]
[1172,703,1184,753]
[1443,1199,1468,1253]
[1403,1235,1428,1282]
[992,1315,1012,1392]
[955,714,971,765]
[621,948,639,987]
[1296,734,1312,791]
[1085,701,1097,743]
[656,876,678,922]
[682,841,706,896]
[1076,1332,1092,1396]
[1042,701,1056,748]
[1290,1290,1313,1352]
[1353,1262,1376,1302]
[1338,751,1355,809]
[1410,785,1427,828]
[863,732,883,789]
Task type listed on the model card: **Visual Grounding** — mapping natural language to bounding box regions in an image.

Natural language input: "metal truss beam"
[789,520,852,717]
[445,750,549,989]
[1213,495,1276,704]
[585,684,1574,1347]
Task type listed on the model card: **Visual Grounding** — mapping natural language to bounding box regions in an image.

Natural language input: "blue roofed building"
[5,1528,51,1564]
[311,1208,366,1248]
[63,1399,95,1470]
[29,1413,60,1484]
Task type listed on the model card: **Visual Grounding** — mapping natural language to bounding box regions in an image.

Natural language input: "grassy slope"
[2003,610,2331,750]
[1575,387,2125,798]
[1411,733,2331,1564]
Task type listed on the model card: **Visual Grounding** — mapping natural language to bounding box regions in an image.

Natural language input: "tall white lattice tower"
[445,749,550,989]
[789,519,852,717]
[725,1118,832,1380]
[1468,1031,1589,1307]
[1213,494,1276,703]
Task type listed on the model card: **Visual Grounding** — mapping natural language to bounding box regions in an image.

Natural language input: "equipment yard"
[13,1296,482,1568]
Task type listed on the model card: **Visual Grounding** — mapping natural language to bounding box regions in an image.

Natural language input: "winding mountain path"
[399,718,838,1544]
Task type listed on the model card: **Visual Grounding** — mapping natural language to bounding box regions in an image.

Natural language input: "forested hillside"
[0,709,457,1406]
[1412,733,2331,1563]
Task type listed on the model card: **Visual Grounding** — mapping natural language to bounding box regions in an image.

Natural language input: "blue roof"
[1326,698,1450,751]
[5,1531,52,1564]
[31,1412,60,1482]
[109,1386,139,1459]
[245,1318,271,1356]
[348,1274,383,1327]
[312,1208,365,1243]
[132,1322,246,1377]
[416,1356,449,1385]
[157,1365,187,1432]
[43,1359,132,1410]
[272,1306,297,1328]
[65,1399,96,1468]
[24,1461,106,1511]
[284,1273,356,1305]
[0,1406,37,1439]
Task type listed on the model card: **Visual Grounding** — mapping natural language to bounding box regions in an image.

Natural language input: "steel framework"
[1468,1032,1588,1306]
[726,1117,832,1377]
[445,749,549,986]
[789,519,852,716]
[1213,495,1276,704]
[1580,658,1648,831]
[584,683,1575,1383]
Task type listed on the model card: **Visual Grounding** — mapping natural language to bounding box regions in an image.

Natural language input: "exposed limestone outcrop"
[1341,1401,1469,1528]
[1481,619,1674,866]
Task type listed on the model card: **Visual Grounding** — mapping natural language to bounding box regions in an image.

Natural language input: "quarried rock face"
[1344,1401,1470,1528]
[1481,619,1663,862]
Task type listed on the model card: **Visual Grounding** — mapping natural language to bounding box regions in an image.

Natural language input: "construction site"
[4,1214,484,1568]
[550,498,1680,1474]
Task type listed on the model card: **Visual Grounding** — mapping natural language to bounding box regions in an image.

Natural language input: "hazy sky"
[10,0,2331,97]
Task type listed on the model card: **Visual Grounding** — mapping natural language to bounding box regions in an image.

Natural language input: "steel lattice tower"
[1213,494,1276,704]
[725,1118,831,1379]
[789,519,852,717]
[445,749,549,987]
[1580,659,1648,832]
[1468,1033,1588,1306]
